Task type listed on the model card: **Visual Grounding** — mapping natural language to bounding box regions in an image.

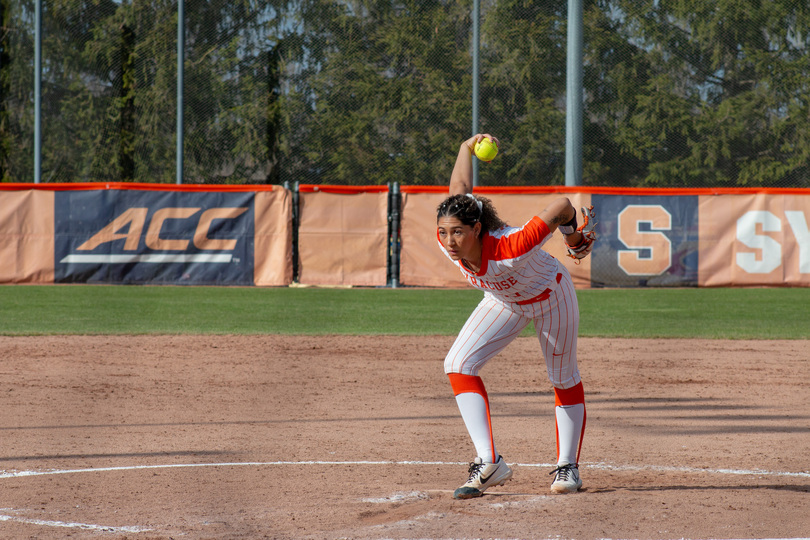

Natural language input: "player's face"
[437,216,481,261]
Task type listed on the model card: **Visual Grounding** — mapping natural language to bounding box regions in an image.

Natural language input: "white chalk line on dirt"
[1,464,806,540]
[0,510,150,534]
[0,460,808,479]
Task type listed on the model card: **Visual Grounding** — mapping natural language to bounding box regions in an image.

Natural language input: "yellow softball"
[474,138,498,162]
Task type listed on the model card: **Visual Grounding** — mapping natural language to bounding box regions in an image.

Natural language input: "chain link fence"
[2,0,809,187]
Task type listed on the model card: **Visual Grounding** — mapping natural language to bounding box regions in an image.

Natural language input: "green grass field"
[1,285,808,339]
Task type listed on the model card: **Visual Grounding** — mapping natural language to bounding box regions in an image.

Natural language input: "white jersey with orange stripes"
[439,216,581,389]
[437,216,560,313]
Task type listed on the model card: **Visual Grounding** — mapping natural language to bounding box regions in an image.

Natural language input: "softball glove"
[565,205,597,264]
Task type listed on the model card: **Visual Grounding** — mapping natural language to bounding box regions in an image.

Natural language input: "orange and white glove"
[564,206,597,264]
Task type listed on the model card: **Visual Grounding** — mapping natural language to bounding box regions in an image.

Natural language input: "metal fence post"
[565,0,583,187]
[34,0,41,183]
[472,0,480,188]
[388,182,401,288]
[176,0,184,184]
[291,181,300,283]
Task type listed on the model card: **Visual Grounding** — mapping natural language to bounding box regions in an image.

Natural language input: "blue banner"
[590,194,698,287]
[55,190,255,285]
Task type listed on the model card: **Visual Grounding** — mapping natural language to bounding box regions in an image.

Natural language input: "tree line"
[1,0,808,187]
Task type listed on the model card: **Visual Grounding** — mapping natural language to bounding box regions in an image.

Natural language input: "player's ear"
[473,221,482,237]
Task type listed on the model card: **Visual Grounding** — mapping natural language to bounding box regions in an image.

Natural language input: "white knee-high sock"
[555,403,585,466]
[448,373,498,463]
[455,392,498,463]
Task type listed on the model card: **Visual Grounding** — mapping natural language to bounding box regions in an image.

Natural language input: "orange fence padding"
[254,189,294,286]
[296,189,388,286]
[0,190,55,283]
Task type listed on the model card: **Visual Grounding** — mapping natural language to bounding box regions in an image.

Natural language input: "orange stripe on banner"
[399,185,810,196]
[297,184,389,194]
[399,185,449,194]
[448,373,488,398]
[554,382,585,406]
[0,182,279,193]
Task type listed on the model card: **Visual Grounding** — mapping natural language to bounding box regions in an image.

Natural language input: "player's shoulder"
[488,223,518,239]
[490,216,548,238]
[486,217,550,261]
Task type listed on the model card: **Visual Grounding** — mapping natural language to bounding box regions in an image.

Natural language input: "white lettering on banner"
[617,205,672,276]
[60,254,234,264]
[736,211,781,274]
[785,211,810,273]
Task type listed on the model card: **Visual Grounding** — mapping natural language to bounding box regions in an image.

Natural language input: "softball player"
[437,133,596,499]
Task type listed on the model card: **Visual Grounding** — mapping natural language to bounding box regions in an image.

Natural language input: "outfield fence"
[1,182,809,288]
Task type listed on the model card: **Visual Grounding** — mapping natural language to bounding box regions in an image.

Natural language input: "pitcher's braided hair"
[437,194,507,239]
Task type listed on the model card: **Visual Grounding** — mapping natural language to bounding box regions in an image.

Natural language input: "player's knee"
[444,353,470,375]
[444,363,477,377]
[444,362,482,376]
[445,350,488,376]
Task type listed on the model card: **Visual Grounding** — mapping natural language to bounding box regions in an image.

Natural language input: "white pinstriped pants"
[443,265,581,390]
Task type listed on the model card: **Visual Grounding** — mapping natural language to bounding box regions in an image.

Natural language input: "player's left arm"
[539,198,578,235]
[539,197,597,262]
[449,133,499,196]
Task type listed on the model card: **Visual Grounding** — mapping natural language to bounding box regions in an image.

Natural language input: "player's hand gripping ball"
[474,137,499,162]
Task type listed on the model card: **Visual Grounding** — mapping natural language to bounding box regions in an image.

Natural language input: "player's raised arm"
[449,133,499,196]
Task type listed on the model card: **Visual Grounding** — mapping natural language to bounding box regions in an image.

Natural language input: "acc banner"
[591,194,699,287]
[55,190,255,285]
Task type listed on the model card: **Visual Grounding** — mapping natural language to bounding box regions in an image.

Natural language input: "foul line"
[584,461,810,478]
[0,512,150,534]
[1,462,806,537]
[0,460,808,480]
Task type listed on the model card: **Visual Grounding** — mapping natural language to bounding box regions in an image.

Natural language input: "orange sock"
[448,372,488,398]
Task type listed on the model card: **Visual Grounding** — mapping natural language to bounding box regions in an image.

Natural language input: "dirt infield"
[0,335,808,540]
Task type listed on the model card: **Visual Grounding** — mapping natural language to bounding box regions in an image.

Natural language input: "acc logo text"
[60,206,248,264]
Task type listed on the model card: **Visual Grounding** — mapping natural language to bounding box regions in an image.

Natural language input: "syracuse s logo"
[616,204,673,276]
[60,207,249,264]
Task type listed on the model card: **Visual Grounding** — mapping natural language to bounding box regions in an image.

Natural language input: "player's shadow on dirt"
[0,417,465,429]
[661,425,810,434]
[494,394,746,410]
[593,396,746,408]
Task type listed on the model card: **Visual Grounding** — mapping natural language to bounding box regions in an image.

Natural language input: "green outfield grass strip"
[0,285,807,339]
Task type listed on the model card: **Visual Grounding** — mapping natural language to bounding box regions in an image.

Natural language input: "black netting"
[2,0,809,187]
